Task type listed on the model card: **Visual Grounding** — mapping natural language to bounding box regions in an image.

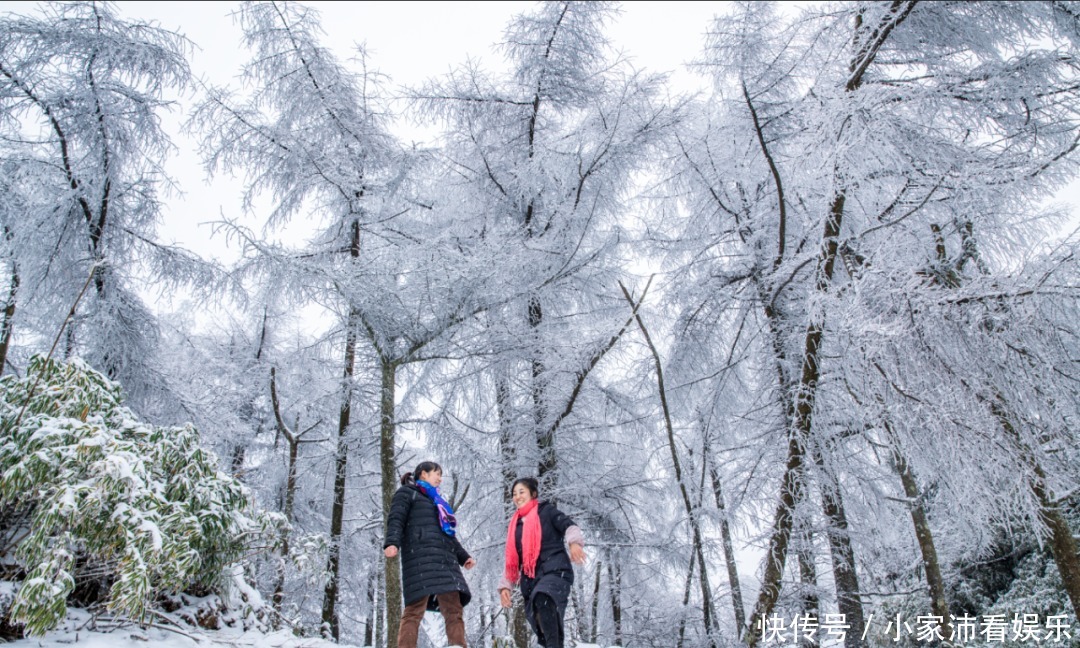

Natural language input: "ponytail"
[401,460,442,486]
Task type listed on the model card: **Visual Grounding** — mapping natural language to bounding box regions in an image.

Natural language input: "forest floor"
[8,609,613,648]
[6,608,355,648]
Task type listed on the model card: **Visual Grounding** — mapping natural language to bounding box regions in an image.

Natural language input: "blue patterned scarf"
[416,480,457,536]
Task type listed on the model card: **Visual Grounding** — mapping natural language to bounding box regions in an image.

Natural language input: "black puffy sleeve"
[384,487,412,549]
[452,534,471,565]
[549,504,576,537]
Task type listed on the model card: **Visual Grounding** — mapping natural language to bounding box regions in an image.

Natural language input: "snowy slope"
[5,609,359,648]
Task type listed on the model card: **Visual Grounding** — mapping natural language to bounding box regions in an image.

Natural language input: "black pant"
[531,593,563,648]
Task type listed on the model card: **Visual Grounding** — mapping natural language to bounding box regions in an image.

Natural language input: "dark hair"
[401,460,442,486]
[511,477,539,499]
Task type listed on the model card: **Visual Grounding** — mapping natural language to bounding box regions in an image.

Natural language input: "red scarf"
[504,498,541,583]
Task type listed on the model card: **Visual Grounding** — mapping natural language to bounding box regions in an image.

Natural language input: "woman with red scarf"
[498,477,586,648]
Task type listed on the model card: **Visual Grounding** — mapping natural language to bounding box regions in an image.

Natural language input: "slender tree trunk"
[796,532,819,648]
[748,71,817,645]
[0,261,18,376]
[677,550,696,648]
[321,305,358,640]
[609,559,623,646]
[794,540,816,648]
[531,295,557,491]
[747,183,844,645]
[375,574,385,648]
[512,600,530,648]
[811,453,866,648]
[621,286,717,647]
[230,445,246,478]
[322,219,362,640]
[64,320,75,360]
[496,372,532,648]
[364,568,376,647]
[745,6,917,640]
[806,435,866,646]
[272,427,299,621]
[380,359,401,647]
[991,400,1080,621]
[708,451,746,637]
[890,440,951,640]
[572,572,588,641]
[591,559,602,643]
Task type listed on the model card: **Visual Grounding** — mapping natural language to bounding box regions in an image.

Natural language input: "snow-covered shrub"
[0,356,263,635]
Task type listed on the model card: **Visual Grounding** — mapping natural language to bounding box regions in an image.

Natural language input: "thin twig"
[12,261,100,430]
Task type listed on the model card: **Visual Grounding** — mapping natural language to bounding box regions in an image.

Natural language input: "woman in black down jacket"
[498,477,585,648]
[384,461,476,648]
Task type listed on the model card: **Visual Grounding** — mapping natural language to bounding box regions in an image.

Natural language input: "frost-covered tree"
[194,2,521,641]
[662,1,1080,644]
[193,0,399,637]
[415,4,679,644]
[0,1,209,410]
[417,0,676,496]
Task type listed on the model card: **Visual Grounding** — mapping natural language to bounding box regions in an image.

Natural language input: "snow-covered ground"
[4,609,355,648]
[10,625,612,648]
[5,609,614,648]
[8,627,353,648]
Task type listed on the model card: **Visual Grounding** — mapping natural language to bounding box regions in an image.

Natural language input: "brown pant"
[397,591,466,648]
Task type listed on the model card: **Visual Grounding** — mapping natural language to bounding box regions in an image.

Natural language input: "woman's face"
[512,483,534,509]
[419,468,442,487]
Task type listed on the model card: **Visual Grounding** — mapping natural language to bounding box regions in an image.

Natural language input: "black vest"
[514,501,573,580]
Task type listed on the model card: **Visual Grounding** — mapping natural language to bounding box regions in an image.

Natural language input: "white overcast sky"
[1,1,725,264]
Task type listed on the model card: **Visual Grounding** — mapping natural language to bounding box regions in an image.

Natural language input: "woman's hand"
[569,543,586,565]
[384,545,398,558]
[500,589,512,608]
[464,557,477,570]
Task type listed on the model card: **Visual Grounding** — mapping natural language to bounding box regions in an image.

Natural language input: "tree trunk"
[621,289,717,647]
[321,218,362,640]
[591,558,602,643]
[496,372,532,648]
[0,261,18,376]
[364,568,376,647]
[890,441,951,641]
[795,524,819,623]
[272,425,299,621]
[530,294,557,491]
[709,453,746,637]
[747,184,844,646]
[64,321,75,360]
[380,359,401,647]
[678,550,696,648]
[991,400,1080,622]
[745,5,917,639]
[512,604,530,648]
[376,574,385,648]
[609,559,623,646]
[812,455,866,648]
[320,306,358,640]
[571,572,588,641]
[496,372,517,499]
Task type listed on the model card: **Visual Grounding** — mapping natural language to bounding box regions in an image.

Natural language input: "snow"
[138,519,164,551]
[6,610,361,648]
[1,610,618,648]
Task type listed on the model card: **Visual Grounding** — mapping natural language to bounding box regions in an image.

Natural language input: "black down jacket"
[514,502,575,623]
[384,483,472,608]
